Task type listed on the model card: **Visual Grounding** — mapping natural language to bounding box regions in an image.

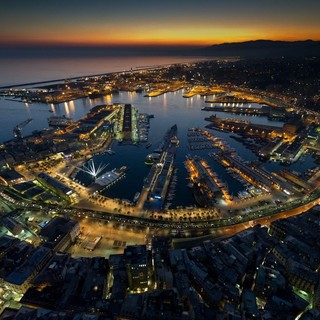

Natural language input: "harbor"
[2,89,318,211]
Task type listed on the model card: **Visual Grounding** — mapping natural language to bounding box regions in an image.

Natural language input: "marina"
[1,90,318,209]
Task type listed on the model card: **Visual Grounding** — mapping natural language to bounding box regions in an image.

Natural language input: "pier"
[185,155,232,207]
[141,125,179,210]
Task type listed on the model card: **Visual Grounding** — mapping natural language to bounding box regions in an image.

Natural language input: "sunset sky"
[1,0,320,48]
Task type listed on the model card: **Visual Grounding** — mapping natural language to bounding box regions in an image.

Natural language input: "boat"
[48,115,73,127]
[119,166,128,172]
[133,192,140,203]
[135,87,144,93]
[88,91,105,99]
[105,149,115,155]
[187,182,194,188]
[145,143,152,149]
[48,110,54,113]
[170,136,179,146]
[88,89,119,99]
[145,154,154,166]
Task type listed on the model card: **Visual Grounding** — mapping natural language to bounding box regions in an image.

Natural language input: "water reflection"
[64,102,70,117]
[68,100,75,115]
[163,93,167,109]
[0,90,317,207]
[49,103,55,114]
[23,102,31,118]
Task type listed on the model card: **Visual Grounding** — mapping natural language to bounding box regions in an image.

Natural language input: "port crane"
[13,118,32,140]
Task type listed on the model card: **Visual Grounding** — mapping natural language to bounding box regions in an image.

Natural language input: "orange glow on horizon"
[1,1,319,50]
[2,19,319,48]
[3,34,320,48]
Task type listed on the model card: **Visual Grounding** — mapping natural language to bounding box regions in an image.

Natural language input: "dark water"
[0,56,208,87]
[0,90,317,208]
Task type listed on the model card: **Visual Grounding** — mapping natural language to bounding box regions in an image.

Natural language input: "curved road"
[3,187,319,240]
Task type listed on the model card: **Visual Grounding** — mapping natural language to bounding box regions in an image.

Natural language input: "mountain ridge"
[197,39,320,58]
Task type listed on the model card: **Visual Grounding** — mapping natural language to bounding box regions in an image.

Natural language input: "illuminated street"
[68,218,146,258]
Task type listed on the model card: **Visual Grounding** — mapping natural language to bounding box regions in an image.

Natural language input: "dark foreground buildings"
[0,207,320,319]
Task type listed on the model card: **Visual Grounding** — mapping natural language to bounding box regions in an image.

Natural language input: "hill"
[196,40,320,58]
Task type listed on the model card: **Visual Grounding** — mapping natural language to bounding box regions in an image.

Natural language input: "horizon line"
[1,38,320,48]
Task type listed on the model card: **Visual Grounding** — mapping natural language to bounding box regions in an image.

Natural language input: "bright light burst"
[77,159,108,179]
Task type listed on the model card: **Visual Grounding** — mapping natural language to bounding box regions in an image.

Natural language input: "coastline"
[0,65,161,89]
[0,56,212,89]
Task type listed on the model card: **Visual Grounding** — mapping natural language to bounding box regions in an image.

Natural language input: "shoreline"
[0,57,213,89]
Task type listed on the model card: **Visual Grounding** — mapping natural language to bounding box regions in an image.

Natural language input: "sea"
[0,56,317,208]
[0,56,209,88]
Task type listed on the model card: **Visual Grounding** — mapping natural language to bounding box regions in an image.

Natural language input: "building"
[37,172,78,203]
[116,104,140,143]
[2,217,23,235]
[39,216,80,252]
[286,259,319,294]
[21,255,109,312]
[122,104,132,139]
[141,289,188,320]
[0,169,24,186]
[3,246,52,294]
[125,245,149,292]
[77,104,119,140]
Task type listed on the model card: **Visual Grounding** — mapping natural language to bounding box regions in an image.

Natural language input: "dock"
[141,125,179,210]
